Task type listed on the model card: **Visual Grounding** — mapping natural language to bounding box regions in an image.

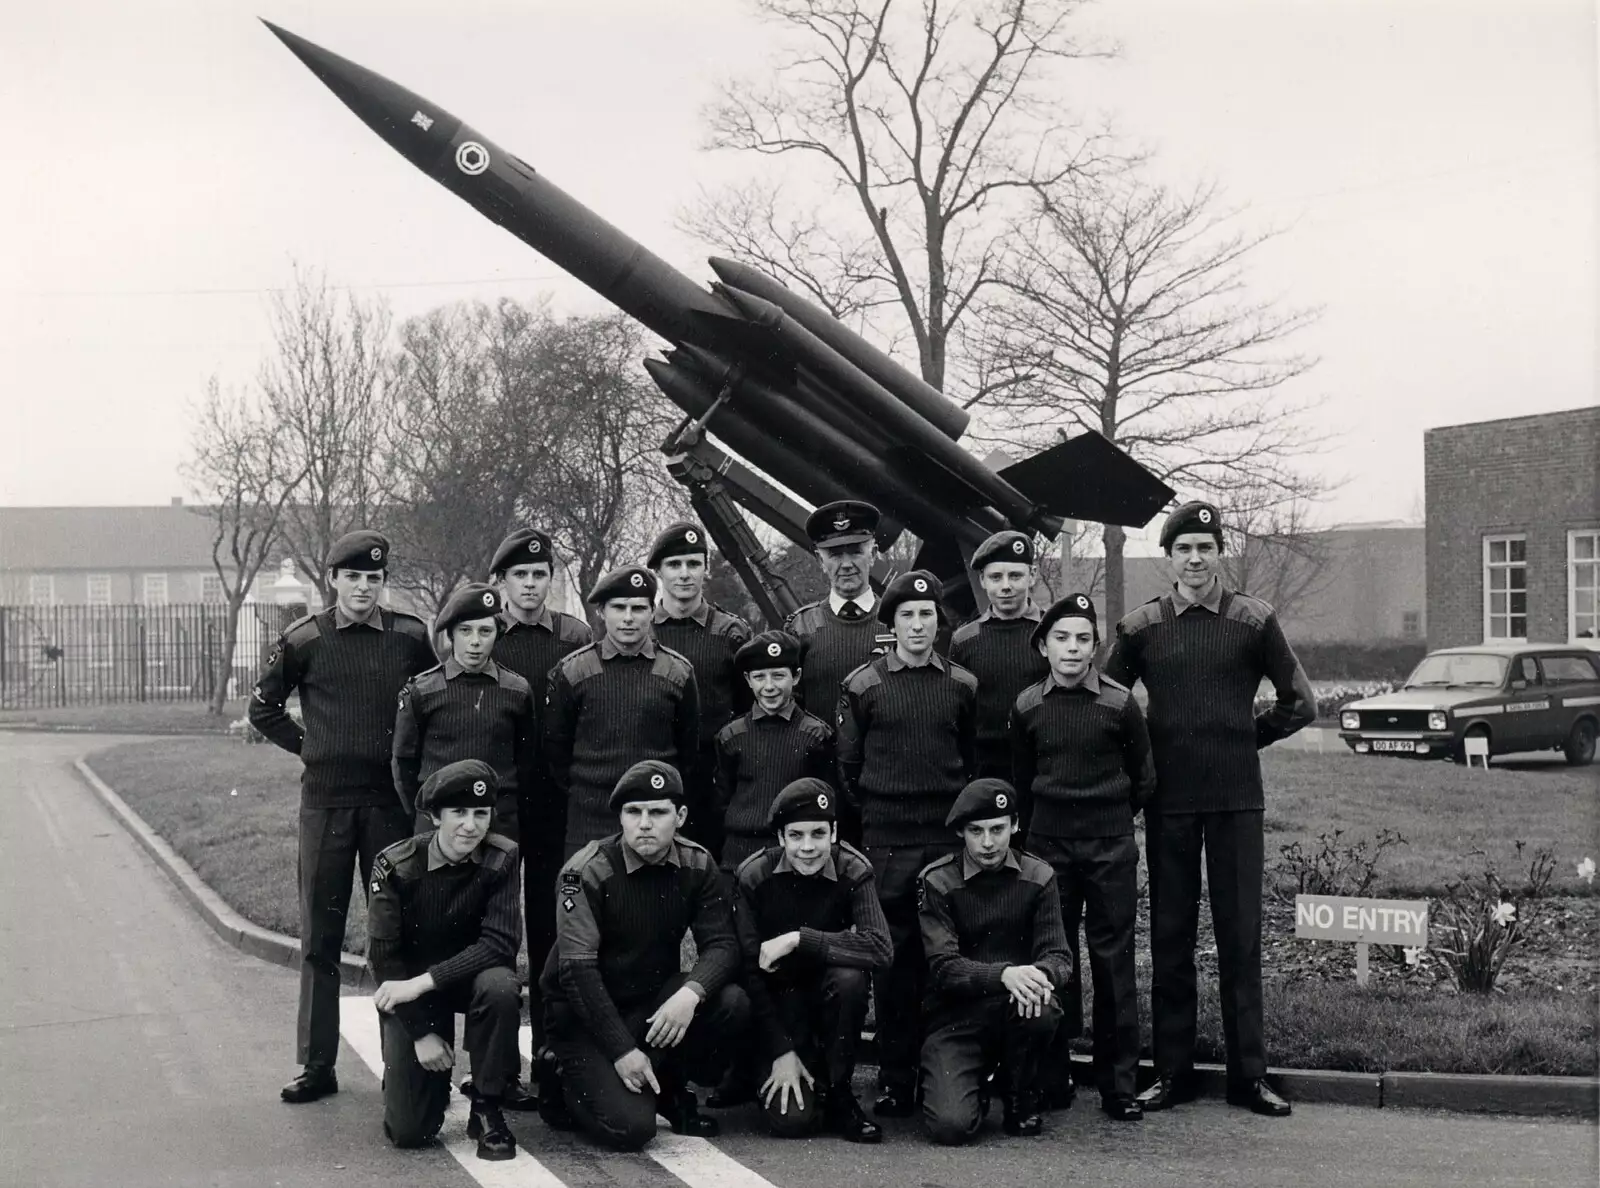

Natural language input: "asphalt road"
[2,732,1596,1188]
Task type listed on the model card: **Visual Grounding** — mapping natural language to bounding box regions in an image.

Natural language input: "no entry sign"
[1295,894,1429,986]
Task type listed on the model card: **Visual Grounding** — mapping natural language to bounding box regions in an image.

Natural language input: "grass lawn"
[86,736,1599,1075]
[0,698,246,735]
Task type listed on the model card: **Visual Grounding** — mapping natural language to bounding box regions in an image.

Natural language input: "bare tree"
[1219,478,1333,623]
[260,268,395,603]
[182,379,308,714]
[985,172,1324,621]
[685,0,1113,401]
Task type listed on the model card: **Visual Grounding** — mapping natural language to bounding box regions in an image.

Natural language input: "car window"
[1512,656,1543,686]
[1542,655,1600,684]
[1405,653,1508,688]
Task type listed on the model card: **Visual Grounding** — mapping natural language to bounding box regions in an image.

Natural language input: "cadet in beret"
[249,529,437,1104]
[1104,501,1314,1118]
[648,520,753,854]
[713,631,836,874]
[392,583,537,841]
[730,779,891,1142]
[366,760,523,1160]
[917,779,1071,1145]
[538,761,751,1151]
[950,531,1050,781]
[836,568,977,1116]
[1009,593,1154,1120]
[487,526,592,1082]
[543,566,701,857]
[784,501,884,733]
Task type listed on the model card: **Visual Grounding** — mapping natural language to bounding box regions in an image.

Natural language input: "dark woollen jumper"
[714,709,836,839]
[785,601,882,718]
[949,611,1050,777]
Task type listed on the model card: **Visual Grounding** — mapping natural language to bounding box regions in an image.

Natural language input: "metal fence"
[0,603,265,709]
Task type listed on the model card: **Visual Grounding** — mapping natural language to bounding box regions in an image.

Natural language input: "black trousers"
[546,975,751,1153]
[1033,833,1141,1099]
[719,832,768,875]
[760,966,871,1138]
[520,781,565,1056]
[685,742,724,860]
[865,841,959,1092]
[296,803,410,1067]
[379,966,523,1147]
[1145,809,1266,1083]
[921,996,1063,1146]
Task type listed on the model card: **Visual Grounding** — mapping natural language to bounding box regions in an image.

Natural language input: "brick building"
[1425,407,1600,648]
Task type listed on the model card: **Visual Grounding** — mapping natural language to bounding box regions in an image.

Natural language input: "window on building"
[143,573,168,606]
[1401,610,1421,638]
[201,573,225,604]
[1483,535,1527,641]
[1570,529,1599,643]
[28,575,54,606]
[87,574,112,606]
[1543,654,1600,684]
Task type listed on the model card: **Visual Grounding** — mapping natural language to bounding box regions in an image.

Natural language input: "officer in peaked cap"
[729,778,890,1142]
[837,567,977,1116]
[785,501,884,734]
[367,759,523,1159]
[648,520,753,856]
[950,531,1049,781]
[544,565,700,857]
[1104,501,1314,1118]
[250,526,436,1105]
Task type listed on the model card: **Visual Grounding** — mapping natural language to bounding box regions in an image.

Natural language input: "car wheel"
[1453,726,1491,766]
[1564,718,1597,766]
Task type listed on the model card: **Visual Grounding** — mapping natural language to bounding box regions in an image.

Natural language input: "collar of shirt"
[621,840,684,873]
[884,648,946,674]
[653,600,712,627]
[499,604,554,634]
[333,605,385,631]
[443,657,500,681]
[427,833,486,871]
[1044,666,1101,697]
[978,605,1042,624]
[774,848,839,881]
[751,701,797,722]
[962,849,1022,879]
[1169,579,1225,615]
[599,636,657,661]
[829,589,877,616]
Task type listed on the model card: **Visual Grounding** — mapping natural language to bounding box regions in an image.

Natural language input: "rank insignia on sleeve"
[562,896,576,912]
[560,870,581,890]
[266,645,281,667]
[916,881,926,910]
[372,881,381,894]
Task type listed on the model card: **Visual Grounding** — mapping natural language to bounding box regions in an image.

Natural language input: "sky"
[2,0,1594,533]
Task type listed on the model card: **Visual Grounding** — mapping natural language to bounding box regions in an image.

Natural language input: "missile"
[262,23,1176,574]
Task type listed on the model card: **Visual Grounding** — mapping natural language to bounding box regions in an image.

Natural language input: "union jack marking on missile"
[410,110,433,130]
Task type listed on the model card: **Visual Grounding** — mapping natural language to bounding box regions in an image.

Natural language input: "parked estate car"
[1337,643,1599,765]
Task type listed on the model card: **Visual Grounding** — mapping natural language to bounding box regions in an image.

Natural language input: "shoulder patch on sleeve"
[920,852,962,894]
[371,836,420,889]
[559,645,604,684]
[1118,599,1164,634]
[1223,592,1273,630]
[561,840,611,888]
[557,613,594,645]
[412,665,447,695]
[1015,681,1045,715]
[283,613,322,649]
[843,660,882,695]
[651,646,694,687]
[1016,851,1057,889]
[388,611,432,642]
[950,620,982,648]
[946,660,979,692]
[835,843,874,884]
[1094,681,1131,711]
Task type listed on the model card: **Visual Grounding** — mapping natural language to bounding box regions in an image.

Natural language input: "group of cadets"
[248,494,1316,1161]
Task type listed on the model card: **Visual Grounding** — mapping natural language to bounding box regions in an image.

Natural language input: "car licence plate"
[1371,740,1416,753]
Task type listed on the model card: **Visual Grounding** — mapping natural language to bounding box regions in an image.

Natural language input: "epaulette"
[494,666,532,695]
[387,610,432,641]
[1014,680,1046,715]
[717,716,750,744]
[1223,590,1274,630]
[708,607,752,640]
[480,832,518,870]
[950,619,983,647]
[282,612,322,650]
[795,710,833,738]
[556,612,593,645]
[672,834,716,869]
[371,835,423,888]
[650,645,694,686]
[558,644,604,683]
[842,659,883,695]
[410,665,448,695]
[946,659,979,692]
[1118,598,1165,634]
[785,602,828,634]
[919,851,963,892]
[1016,851,1056,888]
[835,841,873,883]
[561,839,604,877]
[734,845,778,890]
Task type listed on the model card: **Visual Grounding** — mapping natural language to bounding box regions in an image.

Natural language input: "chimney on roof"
[170,496,183,507]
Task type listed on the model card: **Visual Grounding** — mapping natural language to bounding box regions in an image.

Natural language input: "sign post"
[1294,894,1429,986]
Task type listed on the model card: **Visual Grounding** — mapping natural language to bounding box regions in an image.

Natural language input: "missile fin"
[998,432,1175,528]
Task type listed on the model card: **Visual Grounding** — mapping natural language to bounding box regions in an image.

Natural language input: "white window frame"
[142,572,168,607]
[1570,528,1600,645]
[86,574,112,606]
[28,575,54,606]
[1482,534,1527,643]
[200,573,225,604]
[1401,610,1422,639]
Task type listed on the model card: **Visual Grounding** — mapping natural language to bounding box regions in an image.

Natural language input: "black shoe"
[467,1100,517,1161]
[1042,1080,1077,1111]
[460,1076,539,1111]
[1100,1093,1144,1121]
[823,1087,882,1144]
[280,1065,338,1103]
[1135,1075,1198,1112]
[662,1087,720,1138]
[1226,1079,1292,1117]
[536,1051,577,1132]
[872,1085,916,1118]
[1001,1092,1044,1137]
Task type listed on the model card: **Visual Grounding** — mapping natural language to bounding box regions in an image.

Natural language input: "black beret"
[607,759,687,811]
[437,582,503,634]
[734,630,804,674]
[767,777,837,831]
[489,528,553,575]
[971,531,1036,571]
[647,521,710,568]
[945,777,1020,829]
[587,564,657,605]
[876,568,944,625]
[1031,591,1099,650]
[327,529,389,573]
[418,759,498,815]
[1159,500,1224,551]
[806,500,880,548]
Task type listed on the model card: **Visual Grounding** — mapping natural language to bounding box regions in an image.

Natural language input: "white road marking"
[647,1131,785,1188]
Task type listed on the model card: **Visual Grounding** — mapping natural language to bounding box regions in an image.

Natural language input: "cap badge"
[913,578,929,593]
[370,546,383,561]
[649,773,666,790]
[1198,508,1213,524]
[833,517,850,532]
[995,792,1009,809]
[629,573,645,588]
[816,793,829,810]
[1075,595,1088,609]
[528,540,541,553]
[684,529,698,544]
[481,592,495,607]
[1011,539,1026,554]
[766,642,782,658]
[472,779,487,796]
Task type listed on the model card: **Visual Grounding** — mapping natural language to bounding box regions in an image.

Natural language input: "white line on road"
[646,1132,784,1188]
